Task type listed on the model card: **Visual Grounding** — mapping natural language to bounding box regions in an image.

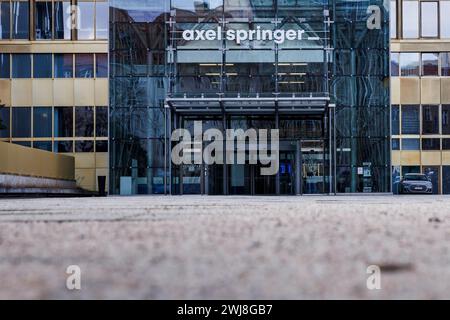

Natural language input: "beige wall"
[0,141,74,181]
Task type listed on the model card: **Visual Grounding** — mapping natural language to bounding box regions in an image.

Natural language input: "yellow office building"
[0,0,108,192]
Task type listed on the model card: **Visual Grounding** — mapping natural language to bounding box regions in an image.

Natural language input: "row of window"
[392,105,450,135]
[391,52,450,77]
[0,53,107,78]
[10,139,108,153]
[0,0,107,41]
[391,0,450,39]
[0,106,107,138]
[392,138,450,150]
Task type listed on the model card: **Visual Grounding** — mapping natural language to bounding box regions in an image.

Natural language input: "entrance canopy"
[166,93,330,114]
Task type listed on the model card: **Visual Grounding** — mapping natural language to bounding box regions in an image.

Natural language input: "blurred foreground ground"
[0,195,449,299]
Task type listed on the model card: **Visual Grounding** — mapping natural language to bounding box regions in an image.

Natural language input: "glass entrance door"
[302,141,325,194]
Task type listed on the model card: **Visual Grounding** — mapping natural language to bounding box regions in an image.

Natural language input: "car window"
[404,175,428,181]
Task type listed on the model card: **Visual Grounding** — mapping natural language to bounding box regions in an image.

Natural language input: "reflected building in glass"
[109,0,390,195]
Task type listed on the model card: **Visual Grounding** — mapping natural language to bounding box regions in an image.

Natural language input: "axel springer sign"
[182,26,313,45]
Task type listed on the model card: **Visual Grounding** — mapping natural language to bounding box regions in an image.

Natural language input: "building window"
[402,166,420,175]
[390,0,396,39]
[12,107,31,138]
[442,53,450,76]
[95,0,108,40]
[421,53,439,76]
[95,140,108,152]
[442,105,450,134]
[443,166,450,194]
[33,141,52,151]
[0,107,10,138]
[402,138,420,150]
[0,1,11,39]
[420,1,438,38]
[424,166,439,194]
[33,54,52,78]
[77,0,94,40]
[391,52,399,76]
[422,105,439,134]
[12,1,29,39]
[392,105,399,135]
[54,140,73,153]
[402,0,419,38]
[441,1,450,39]
[400,52,419,76]
[0,53,10,78]
[35,1,52,40]
[54,53,73,78]
[75,106,94,137]
[54,0,71,40]
[75,54,94,78]
[95,106,108,137]
[392,138,400,150]
[75,140,94,152]
[33,107,52,138]
[12,54,31,78]
[54,107,73,137]
[422,138,440,150]
[96,53,108,78]
[401,105,420,134]
[442,138,450,150]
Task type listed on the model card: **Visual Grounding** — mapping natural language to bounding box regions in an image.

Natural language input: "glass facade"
[109,0,390,195]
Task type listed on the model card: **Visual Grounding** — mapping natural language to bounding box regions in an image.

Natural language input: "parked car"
[398,173,433,194]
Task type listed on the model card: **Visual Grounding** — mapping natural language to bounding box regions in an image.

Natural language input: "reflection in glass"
[442,53,450,76]
[12,107,31,138]
[77,1,94,39]
[35,1,52,39]
[402,138,420,150]
[400,52,419,76]
[96,107,108,137]
[0,107,10,138]
[54,53,73,78]
[0,53,10,78]
[96,140,108,152]
[391,105,399,135]
[442,105,450,134]
[421,1,438,38]
[33,54,52,78]
[422,139,440,151]
[34,141,52,151]
[422,53,438,76]
[54,141,73,152]
[75,54,94,78]
[390,52,399,76]
[422,105,439,134]
[54,107,73,137]
[75,107,94,137]
[75,140,94,152]
[12,54,31,78]
[441,2,450,38]
[33,107,52,138]
[55,1,71,39]
[0,2,11,39]
[96,53,108,77]
[402,0,418,38]
[401,105,420,134]
[12,1,29,39]
[390,0,396,38]
[96,1,108,39]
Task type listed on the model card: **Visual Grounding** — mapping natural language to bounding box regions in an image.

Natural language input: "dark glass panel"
[95,106,108,137]
[75,54,94,78]
[111,139,166,169]
[12,107,31,138]
[0,2,10,39]
[95,140,108,152]
[33,54,52,78]
[401,105,420,134]
[402,166,420,175]
[54,140,73,152]
[96,53,108,78]
[33,107,52,138]
[391,105,399,135]
[13,141,31,147]
[0,53,10,78]
[12,54,31,78]
[54,53,73,78]
[402,138,420,150]
[424,166,439,194]
[12,1,29,39]
[390,52,399,76]
[54,1,71,39]
[75,140,94,152]
[54,107,73,137]
[442,53,450,76]
[443,166,450,194]
[35,1,52,39]
[422,105,439,134]
[0,107,10,138]
[422,138,440,150]
[75,107,94,137]
[442,138,450,150]
[33,141,52,151]
[392,138,400,150]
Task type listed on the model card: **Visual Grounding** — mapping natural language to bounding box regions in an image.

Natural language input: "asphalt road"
[0,195,449,299]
